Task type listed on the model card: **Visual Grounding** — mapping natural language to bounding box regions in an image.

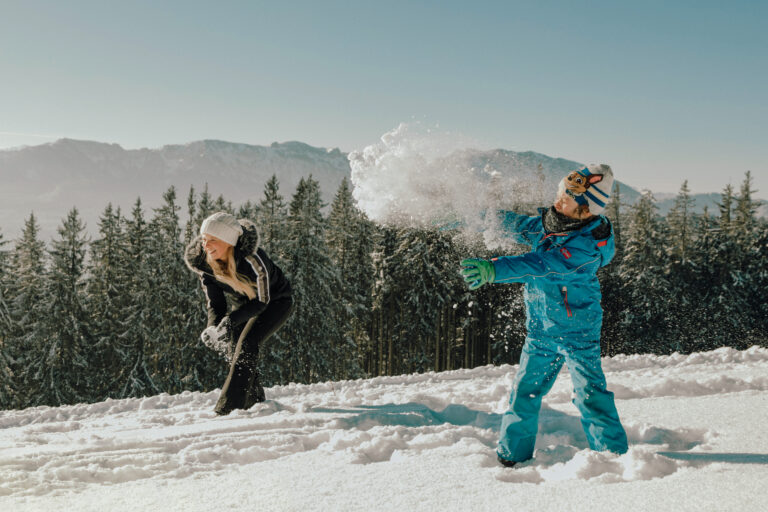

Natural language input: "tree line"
[0,171,765,410]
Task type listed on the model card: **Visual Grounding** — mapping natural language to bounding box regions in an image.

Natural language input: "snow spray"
[348,123,559,249]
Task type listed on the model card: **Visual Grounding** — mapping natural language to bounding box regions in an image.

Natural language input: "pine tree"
[194,184,217,227]
[213,194,233,213]
[717,184,734,235]
[605,182,624,259]
[663,181,699,350]
[387,228,460,373]
[257,174,288,258]
[7,213,49,407]
[667,180,696,264]
[731,171,762,346]
[86,204,132,400]
[142,187,202,393]
[600,182,626,356]
[370,225,399,376]
[618,191,671,353]
[119,199,163,397]
[253,175,291,384]
[734,171,758,238]
[326,178,372,378]
[184,186,198,247]
[749,221,768,343]
[278,176,341,384]
[0,229,15,408]
[29,208,91,406]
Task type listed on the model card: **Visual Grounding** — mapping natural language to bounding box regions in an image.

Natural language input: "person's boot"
[243,371,266,409]
[497,453,518,468]
[214,359,252,415]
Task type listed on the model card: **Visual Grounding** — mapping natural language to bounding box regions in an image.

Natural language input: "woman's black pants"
[214,296,293,415]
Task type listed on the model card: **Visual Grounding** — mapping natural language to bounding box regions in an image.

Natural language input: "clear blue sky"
[1,0,765,196]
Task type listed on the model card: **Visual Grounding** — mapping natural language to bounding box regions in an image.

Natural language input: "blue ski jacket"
[491,208,615,343]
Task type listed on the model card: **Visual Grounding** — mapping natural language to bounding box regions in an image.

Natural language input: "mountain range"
[0,138,762,242]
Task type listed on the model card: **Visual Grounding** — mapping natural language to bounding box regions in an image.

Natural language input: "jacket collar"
[184,218,261,275]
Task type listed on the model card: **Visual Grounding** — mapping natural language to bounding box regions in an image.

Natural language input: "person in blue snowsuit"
[461,164,628,467]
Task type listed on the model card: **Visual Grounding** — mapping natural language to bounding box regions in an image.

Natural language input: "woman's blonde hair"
[206,247,256,300]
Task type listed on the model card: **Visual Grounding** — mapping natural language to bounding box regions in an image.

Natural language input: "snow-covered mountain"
[653,192,768,218]
[1,346,767,511]
[0,138,351,240]
[0,138,762,242]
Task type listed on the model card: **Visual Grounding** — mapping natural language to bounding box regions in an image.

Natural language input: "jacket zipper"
[562,286,573,318]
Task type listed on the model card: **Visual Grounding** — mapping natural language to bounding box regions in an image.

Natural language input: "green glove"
[460,258,495,290]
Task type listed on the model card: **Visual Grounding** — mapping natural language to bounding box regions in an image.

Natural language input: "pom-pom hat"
[200,212,243,246]
[558,164,614,215]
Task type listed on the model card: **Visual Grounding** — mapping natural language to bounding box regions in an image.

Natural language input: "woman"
[184,211,293,415]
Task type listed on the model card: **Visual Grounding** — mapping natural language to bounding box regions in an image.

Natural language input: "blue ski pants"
[497,337,628,463]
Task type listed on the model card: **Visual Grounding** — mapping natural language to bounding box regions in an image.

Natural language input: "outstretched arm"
[492,245,600,284]
[496,210,543,246]
[437,209,542,247]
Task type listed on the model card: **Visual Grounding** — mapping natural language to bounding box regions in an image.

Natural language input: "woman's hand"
[200,316,233,360]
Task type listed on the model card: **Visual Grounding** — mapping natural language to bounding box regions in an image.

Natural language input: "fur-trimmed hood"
[184,218,261,275]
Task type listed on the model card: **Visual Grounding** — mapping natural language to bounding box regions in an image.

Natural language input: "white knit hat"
[200,212,242,246]
[558,164,614,215]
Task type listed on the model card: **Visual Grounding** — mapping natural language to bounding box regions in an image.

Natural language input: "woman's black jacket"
[184,219,291,328]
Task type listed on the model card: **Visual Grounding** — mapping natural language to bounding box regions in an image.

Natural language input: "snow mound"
[1,346,767,511]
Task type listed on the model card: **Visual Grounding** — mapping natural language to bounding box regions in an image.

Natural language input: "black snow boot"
[243,373,266,409]
[497,454,518,468]
[214,358,253,416]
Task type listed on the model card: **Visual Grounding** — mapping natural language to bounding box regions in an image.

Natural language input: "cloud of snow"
[348,123,552,248]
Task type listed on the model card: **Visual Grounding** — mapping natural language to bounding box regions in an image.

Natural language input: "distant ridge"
[1,138,762,241]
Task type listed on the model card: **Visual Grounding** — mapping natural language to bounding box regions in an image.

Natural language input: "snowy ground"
[2,346,767,512]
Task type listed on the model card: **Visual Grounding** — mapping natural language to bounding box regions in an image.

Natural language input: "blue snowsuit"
[492,208,628,463]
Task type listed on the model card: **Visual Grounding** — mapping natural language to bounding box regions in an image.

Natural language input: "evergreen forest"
[0,172,766,410]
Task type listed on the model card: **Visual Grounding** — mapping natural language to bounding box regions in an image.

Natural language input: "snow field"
[1,346,767,511]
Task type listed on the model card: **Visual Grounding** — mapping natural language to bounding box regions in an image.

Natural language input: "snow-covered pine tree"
[85,204,132,400]
[598,182,626,356]
[29,208,91,406]
[688,206,726,349]
[663,181,700,350]
[453,233,519,370]
[119,199,162,397]
[236,200,258,221]
[213,194,233,214]
[731,171,763,346]
[618,191,672,353]
[370,225,398,376]
[605,182,624,259]
[257,174,288,258]
[733,171,758,240]
[749,221,768,344]
[184,186,198,247]
[667,180,696,264]
[279,176,341,384]
[253,175,291,385]
[142,187,201,393]
[0,229,15,408]
[386,228,458,373]
[7,213,50,407]
[695,184,752,349]
[325,177,371,379]
[717,184,734,235]
[193,184,217,228]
